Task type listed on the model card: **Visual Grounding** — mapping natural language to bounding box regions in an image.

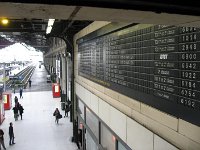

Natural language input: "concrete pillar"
[53,55,55,73]
[3,64,6,91]
[61,54,66,95]
[66,55,69,100]
[56,54,61,84]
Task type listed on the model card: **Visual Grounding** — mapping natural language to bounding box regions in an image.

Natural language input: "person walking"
[14,96,18,105]
[18,104,24,120]
[64,101,71,117]
[12,105,19,121]
[53,108,61,124]
[76,129,82,149]
[28,79,32,87]
[19,87,23,99]
[64,102,69,118]
[0,129,6,150]
[9,122,15,145]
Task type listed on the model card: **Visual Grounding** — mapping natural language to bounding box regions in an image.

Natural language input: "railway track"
[6,65,35,90]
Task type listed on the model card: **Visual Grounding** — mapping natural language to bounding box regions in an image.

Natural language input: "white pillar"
[66,56,69,99]
[61,54,66,95]
[3,64,6,91]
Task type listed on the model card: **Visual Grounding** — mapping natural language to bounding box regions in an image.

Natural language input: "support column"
[61,54,67,104]
[56,54,61,84]
[3,64,6,91]
[66,54,69,100]
[52,55,56,83]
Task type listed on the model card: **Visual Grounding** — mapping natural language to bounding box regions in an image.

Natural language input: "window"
[118,141,127,150]
[86,107,99,140]
[101,123,116,150]
[78,99,85,120]
[86,130,98,150]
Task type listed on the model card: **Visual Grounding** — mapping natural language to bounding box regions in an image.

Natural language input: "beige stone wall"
[74,21,200,150]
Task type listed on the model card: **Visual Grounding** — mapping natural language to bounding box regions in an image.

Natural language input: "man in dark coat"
[64,100,71,118]
[28,79,32,87]
[18,104,24,120]
[14,96,18,104]
[19,88,23,99]
[0,129,6,150]
[9,122,15,145]
[76,129,82,149]
[12,105,19,121]
[64,103,69,117]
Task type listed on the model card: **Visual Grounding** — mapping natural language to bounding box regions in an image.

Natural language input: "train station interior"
[0,1,200,150]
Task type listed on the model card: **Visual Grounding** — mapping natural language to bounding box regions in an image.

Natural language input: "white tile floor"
[0,91,77,150]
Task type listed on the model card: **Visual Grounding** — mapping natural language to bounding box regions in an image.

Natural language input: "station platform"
[0,91,77,150]
[0,62,77,150]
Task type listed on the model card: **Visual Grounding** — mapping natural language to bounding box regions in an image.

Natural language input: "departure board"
[78,24,200,126]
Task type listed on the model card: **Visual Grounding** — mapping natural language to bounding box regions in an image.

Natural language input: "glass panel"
[78,99,85,120]
[86,107,99,139]
[101,123,116,150]
[118,141,128,150]
[86,130,98,150]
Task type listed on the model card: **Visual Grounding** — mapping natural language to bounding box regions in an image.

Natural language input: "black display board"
[78,24,200,126]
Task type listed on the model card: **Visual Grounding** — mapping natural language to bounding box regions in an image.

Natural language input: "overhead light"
[46,26,52,34]
[48,19,55,27]
[1,18,9,25]
[46,19,55,34]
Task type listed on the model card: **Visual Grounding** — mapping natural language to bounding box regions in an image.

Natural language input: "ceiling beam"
[1,0,200,16]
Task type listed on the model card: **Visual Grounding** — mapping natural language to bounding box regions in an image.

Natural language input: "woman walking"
[53,108,61,124]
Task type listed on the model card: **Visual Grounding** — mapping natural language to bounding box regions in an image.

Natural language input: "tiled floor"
[0,91,77,150]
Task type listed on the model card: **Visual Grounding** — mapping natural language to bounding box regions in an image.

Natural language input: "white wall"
[76,83,178,150]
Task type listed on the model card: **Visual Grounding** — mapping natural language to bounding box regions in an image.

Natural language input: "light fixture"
[46,19,55,34]
[48,19,55,26]
[46,26,52,34]
[1,18,9,25]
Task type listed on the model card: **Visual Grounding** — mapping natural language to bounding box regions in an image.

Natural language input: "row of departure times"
[153,27,200,109]
[79,25,200,111]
